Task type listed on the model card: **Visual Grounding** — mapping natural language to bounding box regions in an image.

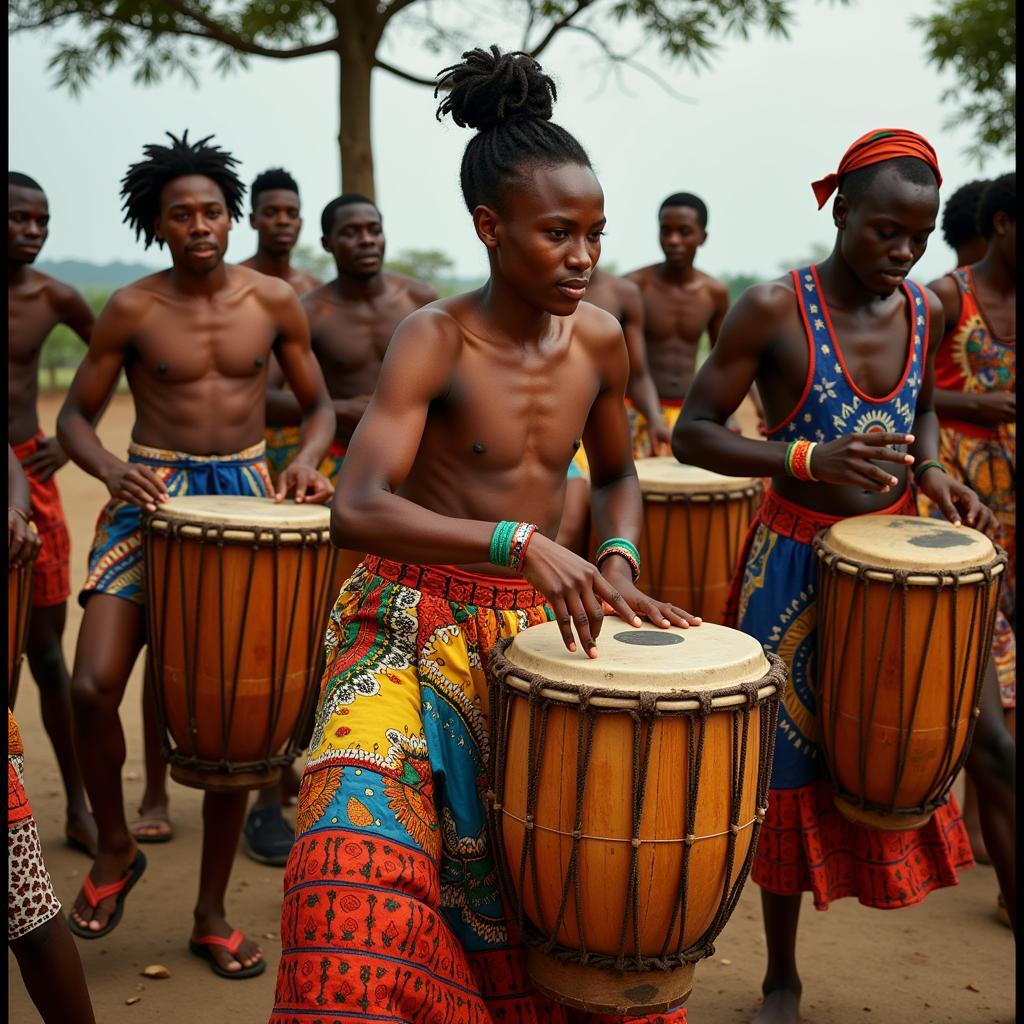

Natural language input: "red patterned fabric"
[751,780,972,910]
[11,431,71,608]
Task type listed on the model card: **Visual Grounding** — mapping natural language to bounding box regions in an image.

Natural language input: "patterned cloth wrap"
[11,431,71,608]
[722,266,973,911]
[80,440,273,607]
[917,267,1015,707]
[627,398,683,460]
[8,711,62,942]
[273,556,687,1024]
[263,425,348,486]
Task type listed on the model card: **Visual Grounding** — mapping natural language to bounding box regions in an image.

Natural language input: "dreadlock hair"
[120,131,245,249]
[434,45,592,214]
[839,156,938,207]
[320,194,380,237]
[976,172,1015,239]
[9,172,44,193]
[250,167,300,211]
[659,192,708,229]
[940,180,988,251]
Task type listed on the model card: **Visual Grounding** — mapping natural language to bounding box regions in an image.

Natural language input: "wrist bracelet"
[785,440,817,482]
[595,537,641,582]
[490,520,538,572]
[9,507,30,525]
[913,459,948,481]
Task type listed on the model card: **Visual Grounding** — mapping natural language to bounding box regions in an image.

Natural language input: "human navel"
[157,362,168,374]
[472,442,487,455]
[572,439,581,453]
[254,357,265,368]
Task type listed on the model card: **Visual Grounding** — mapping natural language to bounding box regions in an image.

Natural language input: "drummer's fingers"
[662,603,701,628]
[858,432,915,448]
[136,466,169,496]
[580,586,605,642]
[122,482,159,511]
[936,489,962,527]
[593,576,642,627]
[566,593,598,659]
[550,596,577,653]
[860,462,900,489]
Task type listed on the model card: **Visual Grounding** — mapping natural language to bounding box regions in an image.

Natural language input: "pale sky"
[8,0,1013,285]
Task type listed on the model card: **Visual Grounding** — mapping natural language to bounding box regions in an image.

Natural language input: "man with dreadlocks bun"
[57,131,335,979]
[271,45,698,1023]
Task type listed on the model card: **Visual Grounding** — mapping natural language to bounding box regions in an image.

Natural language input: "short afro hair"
[838,156,939,207]
[8,172,45,193]
[940,180,988,251]
[120,131,246,249]
[250,167,300,211]
[659,192,708,229]
[321,193,379,237]
[976,172,1015,239]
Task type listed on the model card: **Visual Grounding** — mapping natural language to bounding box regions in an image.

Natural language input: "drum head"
[150,495,330,530]
[504,620,769,694]
[821,515,997,572]
[634,457,757,495]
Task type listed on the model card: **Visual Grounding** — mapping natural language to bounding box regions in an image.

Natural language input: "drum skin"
[144,497,335,790]
[8,556,35,709]
[814,515,1005,830]
[489,620,785,1014]
[634,458,761,621]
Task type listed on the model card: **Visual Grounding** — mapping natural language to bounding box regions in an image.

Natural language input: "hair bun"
[436,45,556,132]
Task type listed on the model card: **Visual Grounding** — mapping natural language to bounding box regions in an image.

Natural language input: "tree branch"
[528,0,597,59]
[373,56,437,86]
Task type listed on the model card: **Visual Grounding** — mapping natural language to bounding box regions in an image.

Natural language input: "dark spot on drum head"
[906,531,974,549]
[623,984,660,1003]
[613,631,684,647]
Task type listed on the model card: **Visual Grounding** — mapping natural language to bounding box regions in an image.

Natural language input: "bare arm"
[55,282,95,345]
[706,278,730,347]
[8,446,40,567]
[618,281,666,450]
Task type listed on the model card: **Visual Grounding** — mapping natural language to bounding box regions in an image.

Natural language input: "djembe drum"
[813,515,1005,830]
[634,458,761,621]
[487,620,786,1014]
[143,496,336,791]
[8,541,37,709]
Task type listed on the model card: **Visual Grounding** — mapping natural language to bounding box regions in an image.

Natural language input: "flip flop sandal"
[189,929,267,979]
[68,849,147,940]
[129,815,174,844]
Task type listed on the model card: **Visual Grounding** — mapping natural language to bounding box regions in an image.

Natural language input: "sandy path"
[8,393,1014,1023]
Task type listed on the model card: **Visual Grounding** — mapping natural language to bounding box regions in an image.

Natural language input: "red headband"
[812,129,942,209]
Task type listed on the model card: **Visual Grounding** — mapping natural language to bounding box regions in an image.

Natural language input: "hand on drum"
[809,432,914,492]
[101,460,168,512]
[20,435,69,482]
[275,463,334,505]
[8,509,40,568]
[917,469,998,534]
[522,536,700,658]
[649,421,673,458]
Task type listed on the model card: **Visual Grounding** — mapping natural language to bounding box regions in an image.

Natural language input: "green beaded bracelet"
[595,537,641,582]
[913,459,948,482]
[489,520,518,567]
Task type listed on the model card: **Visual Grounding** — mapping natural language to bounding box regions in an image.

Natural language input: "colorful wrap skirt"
[11,431,71,608]
[723,487,973,910]
[917,423,1015,707]
[272,556,687,1023]
[8,712,62,942]
[263,426,348,487]
[80,440,273,607]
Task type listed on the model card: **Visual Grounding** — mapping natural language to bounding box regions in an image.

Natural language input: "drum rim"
[143,510,331,545]
[490,639,787,712]
[634,457,762,496]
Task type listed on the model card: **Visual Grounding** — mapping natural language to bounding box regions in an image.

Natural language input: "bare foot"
[65,809,98,857]
[130,797,173,843]
[191,914,265,976]
[70,843,140,934]
[752,988,801,1024]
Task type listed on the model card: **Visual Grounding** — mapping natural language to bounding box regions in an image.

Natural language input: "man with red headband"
[674,129,1015,1023]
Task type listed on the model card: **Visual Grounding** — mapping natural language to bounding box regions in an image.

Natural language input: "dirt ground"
[8,393,1015,1023]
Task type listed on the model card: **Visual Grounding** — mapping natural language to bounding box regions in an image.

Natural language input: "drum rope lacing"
[486,639,788,973]
[813,535,1006,821]
[142,515,336,781]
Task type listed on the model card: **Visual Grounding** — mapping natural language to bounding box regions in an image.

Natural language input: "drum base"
[833,795,934,832]
[526,948,694,1015]
[170,763,281,793]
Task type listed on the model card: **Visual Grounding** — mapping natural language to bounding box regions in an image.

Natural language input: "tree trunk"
[336,33,376,199]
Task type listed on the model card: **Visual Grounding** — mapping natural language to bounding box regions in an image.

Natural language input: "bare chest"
[643,286,715,344]
[8,293,61,361]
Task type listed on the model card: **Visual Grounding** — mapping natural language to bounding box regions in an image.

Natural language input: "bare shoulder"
[917,280,946,327]
[234,263,293,303]
[610,274,643,304]
[573,298,623,353]
[385,271,439,305]
[104,272,171,316]
[698,270,730,302]
[394,297,465,350]
[727,274,795,328]
[623,263,659,288]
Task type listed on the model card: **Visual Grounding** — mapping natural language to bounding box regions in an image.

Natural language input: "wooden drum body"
[488,620,786,1015]
[8,545,36,709]
[143,496,336,791]
[814,515,1005,830]
[634,459,761,621]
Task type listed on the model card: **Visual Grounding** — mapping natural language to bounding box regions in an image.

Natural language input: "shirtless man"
[265,193,438,483]
[674,130,1014,1023]
[8,171,97,858]
[57,132,334,978]
[555,267,668,554]
[271,46,697,1024]
[626,193,731,450]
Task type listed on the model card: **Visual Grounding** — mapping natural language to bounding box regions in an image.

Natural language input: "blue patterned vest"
[766,265,929,445]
